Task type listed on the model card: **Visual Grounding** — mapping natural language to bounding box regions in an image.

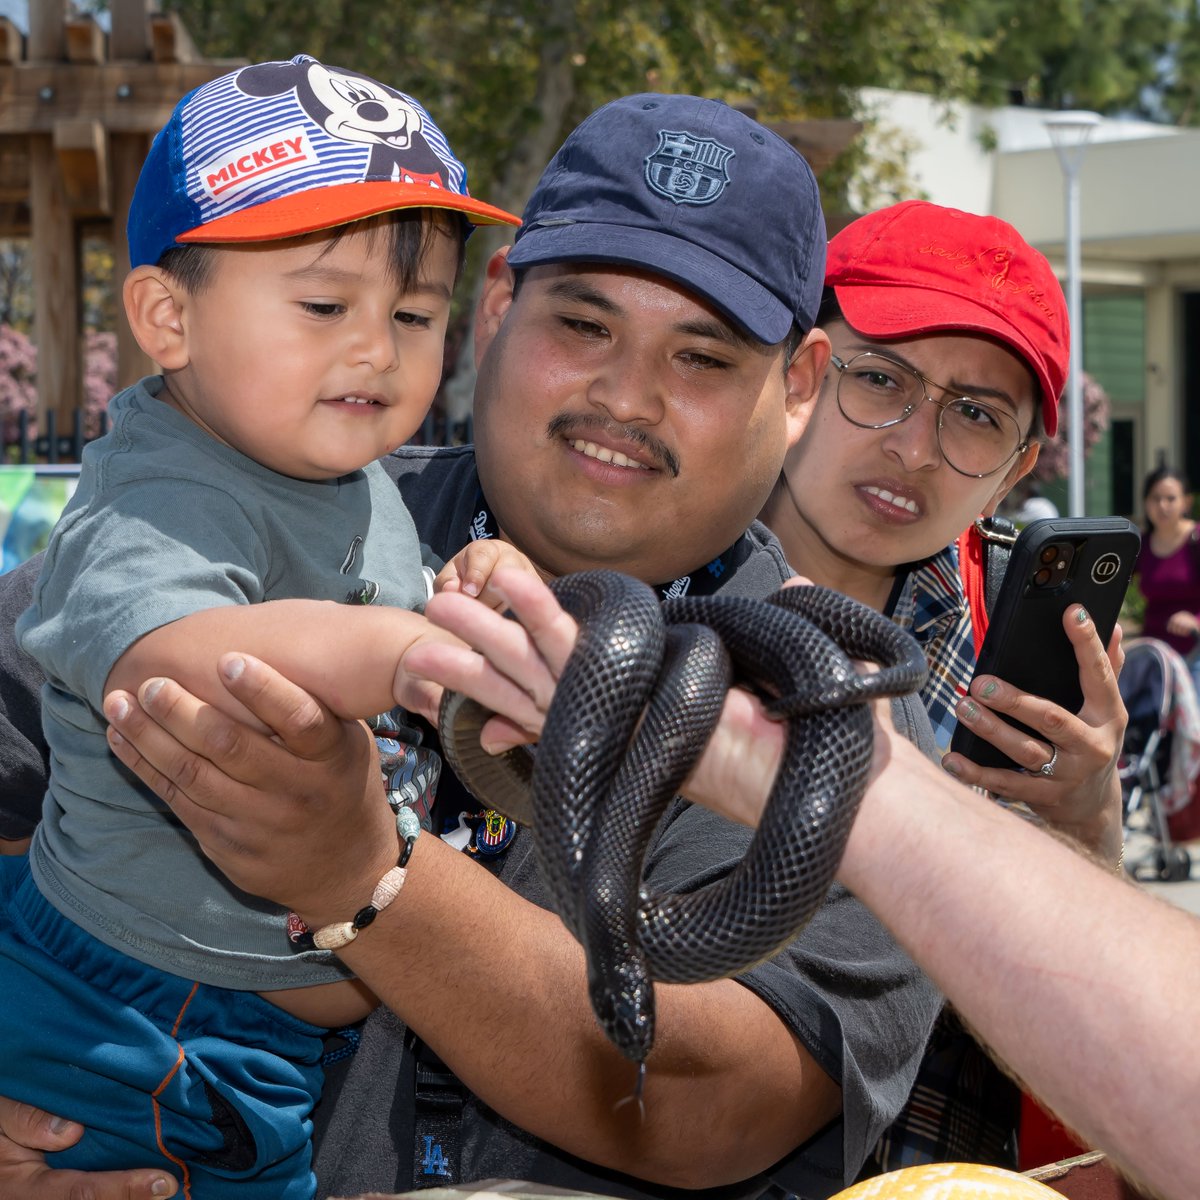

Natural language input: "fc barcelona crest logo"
[645,130,734,206]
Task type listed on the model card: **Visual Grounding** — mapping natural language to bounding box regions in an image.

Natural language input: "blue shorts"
[0,856,325,1199]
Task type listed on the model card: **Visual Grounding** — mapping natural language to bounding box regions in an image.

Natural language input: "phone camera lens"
[1039,545,1059,565]
[1034,567,1052,586]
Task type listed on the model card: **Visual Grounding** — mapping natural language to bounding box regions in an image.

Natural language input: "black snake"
[439,570,927,1066]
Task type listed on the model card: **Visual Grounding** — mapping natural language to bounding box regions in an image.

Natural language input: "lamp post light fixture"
[1044,109,1101,517]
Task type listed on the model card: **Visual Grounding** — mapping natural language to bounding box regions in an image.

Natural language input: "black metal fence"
[4,408,474,465]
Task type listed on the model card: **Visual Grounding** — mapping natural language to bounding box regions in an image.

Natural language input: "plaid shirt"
[863,541,1022,1174]
[890,541,977,755]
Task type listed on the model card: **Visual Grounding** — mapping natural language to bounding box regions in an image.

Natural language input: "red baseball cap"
[825,200,1067,437]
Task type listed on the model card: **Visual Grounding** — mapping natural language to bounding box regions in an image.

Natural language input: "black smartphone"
[948,516,1141,771]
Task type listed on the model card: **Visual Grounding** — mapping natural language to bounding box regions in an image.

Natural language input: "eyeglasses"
[830,352,1029,479]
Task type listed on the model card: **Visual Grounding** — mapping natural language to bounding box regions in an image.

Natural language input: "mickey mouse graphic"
[235,57,453,188]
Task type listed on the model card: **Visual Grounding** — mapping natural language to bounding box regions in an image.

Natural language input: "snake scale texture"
[439,570,927,1066]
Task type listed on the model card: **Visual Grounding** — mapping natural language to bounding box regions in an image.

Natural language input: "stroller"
[1117,637,1200,882]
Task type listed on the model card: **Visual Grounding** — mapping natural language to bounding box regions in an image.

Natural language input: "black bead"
[353,905,379,930]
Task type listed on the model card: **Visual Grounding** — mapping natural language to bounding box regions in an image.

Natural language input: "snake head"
[589,965,655,1065]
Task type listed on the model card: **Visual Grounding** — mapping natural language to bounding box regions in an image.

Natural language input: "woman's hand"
[939,605,1126,863]
[103,656,398,925]
[1166,609,1200,641]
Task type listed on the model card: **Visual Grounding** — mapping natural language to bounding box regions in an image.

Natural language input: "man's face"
[471,255,818,582]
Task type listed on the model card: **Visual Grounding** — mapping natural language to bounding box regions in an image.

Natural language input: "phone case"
[948,516,1141,772]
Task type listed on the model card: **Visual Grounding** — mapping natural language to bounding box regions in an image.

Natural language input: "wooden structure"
[0,1,240,425]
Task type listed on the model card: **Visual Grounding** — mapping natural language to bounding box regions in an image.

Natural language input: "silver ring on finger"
[1037,745,1059,778]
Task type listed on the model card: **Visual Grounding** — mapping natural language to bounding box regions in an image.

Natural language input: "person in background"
[1134,464,1200,685]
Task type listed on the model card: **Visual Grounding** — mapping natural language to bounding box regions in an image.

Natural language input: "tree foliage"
[958,0,1186,116]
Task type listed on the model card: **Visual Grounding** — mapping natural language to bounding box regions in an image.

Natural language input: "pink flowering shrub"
[0,325,116,453]
[0,325,36,447]
[1030,372,1111,484]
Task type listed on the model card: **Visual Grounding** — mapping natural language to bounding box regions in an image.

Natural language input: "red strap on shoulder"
[957,523,990,649]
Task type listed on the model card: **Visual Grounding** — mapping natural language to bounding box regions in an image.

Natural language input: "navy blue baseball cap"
[507,93,826,345]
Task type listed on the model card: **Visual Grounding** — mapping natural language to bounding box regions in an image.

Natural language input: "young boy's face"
[161,221,458,480]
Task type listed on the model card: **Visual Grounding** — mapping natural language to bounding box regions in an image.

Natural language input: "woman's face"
[778,321,1040,592]
[1145,476,1191,531]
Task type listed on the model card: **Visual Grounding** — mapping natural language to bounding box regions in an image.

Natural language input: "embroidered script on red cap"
[918,241,1057,323]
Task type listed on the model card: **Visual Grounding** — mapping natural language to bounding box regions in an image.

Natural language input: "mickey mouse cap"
[507,94,826,345]
[128,55,520,270]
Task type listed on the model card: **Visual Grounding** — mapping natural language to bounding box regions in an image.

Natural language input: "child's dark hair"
[156,208,468,294]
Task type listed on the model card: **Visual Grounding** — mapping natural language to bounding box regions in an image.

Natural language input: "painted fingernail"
[142,678,163,703]
[1075,607,1090,625]
[980,680,998,699]
[941,756,961,777]
[959,700,980,721]
[48,1115,72,1134]
[222,655,245,681]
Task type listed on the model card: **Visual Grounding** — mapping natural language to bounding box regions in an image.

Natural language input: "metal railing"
[3,408,474,465]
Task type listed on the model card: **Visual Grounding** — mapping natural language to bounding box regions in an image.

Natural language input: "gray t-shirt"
[311,446,942,1200]
[15,377,430,990]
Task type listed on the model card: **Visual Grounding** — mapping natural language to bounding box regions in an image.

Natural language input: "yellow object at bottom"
[832,1162,1064,1199]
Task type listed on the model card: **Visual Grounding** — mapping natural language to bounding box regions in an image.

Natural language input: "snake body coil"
[439,570,927,1065]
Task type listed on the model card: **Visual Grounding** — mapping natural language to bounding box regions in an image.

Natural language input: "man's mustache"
[546,415,680,478]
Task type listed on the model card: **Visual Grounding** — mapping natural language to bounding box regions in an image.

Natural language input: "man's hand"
[0,1097,177,1197]
[103,655,397,923]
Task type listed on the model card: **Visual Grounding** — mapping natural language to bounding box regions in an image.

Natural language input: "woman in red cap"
[758,200,1127,1174]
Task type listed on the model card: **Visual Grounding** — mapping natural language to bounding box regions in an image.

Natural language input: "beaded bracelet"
[288,805,422,951]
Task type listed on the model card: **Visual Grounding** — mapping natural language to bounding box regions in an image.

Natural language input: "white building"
[855,88,1200,516]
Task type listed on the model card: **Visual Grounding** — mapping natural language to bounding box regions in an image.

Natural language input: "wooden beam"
[149,12,199,64]
[28,0,69,61]
[30,133,82,421]
[65,15,106,65]
[0,16,23,64]
[0,200,29,237]
[111,131,153,389]
[110,0,153,62]
[54,117,109,215]
[0,135,28,201]
[0,62,244,136]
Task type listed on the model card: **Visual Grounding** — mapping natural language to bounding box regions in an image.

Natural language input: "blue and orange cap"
[129,55,520,270]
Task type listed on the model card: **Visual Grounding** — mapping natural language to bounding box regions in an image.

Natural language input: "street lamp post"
[1044,110,1101,518]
